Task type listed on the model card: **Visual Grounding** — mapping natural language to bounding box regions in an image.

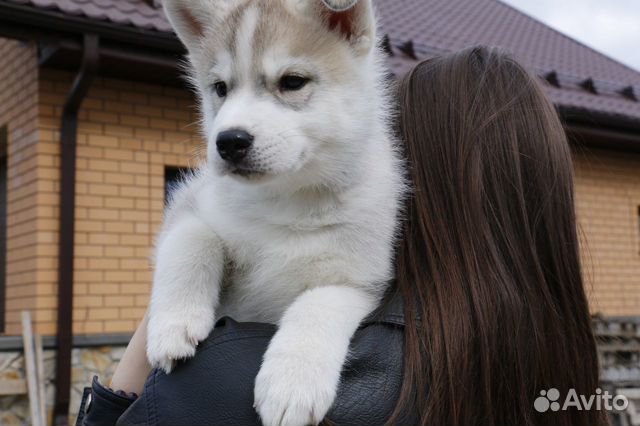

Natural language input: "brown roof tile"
[376,0,640,124]
[5,0,640,123]
[8,0,173,31]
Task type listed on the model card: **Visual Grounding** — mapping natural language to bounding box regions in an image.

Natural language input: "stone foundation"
[0,345,125,426]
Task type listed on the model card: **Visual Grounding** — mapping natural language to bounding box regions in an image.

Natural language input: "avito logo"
[534,388,628,413]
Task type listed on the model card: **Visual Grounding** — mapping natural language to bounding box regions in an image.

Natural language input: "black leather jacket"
[78,294,411,426]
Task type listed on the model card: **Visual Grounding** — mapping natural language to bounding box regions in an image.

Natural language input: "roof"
[376,0,640,128]
[3,0,640,126]
[8,0,172,32]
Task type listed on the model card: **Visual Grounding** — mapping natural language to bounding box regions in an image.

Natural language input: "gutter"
[565,123,640,154]
[559,106,640,135]
[560,106,640,153]
[53,33,99,426]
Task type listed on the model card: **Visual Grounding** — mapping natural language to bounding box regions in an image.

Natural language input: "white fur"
[150,1,404,424]
[254,286,376,425]
[322,0,359,12]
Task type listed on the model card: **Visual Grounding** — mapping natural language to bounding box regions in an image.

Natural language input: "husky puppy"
[148,0,404,424]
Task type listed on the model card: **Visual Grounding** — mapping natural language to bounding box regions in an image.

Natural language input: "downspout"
[53,33,99,426]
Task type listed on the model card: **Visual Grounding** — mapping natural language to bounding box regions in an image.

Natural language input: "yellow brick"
[89,111,119,123]
[120,115,149,127]
[75,244,104,257]
[135,246,152,259]
[36,296,57,309]
[135,223,149,234]
[74,284,88,295]
[121,234,149,246]
[120,186,149,198]
[88,308,119,320]
[105,271,135,282]
[88,283,119,295]
[104,100,134,114]
[104,197,135,209]
[34,323,57,335]
[82,97,103,110]
[88,208,120,221]
[163,108,191,121]
[89,183,119,197]
[88,159,119,172]
[120,283,151,294]
[77,170,104,183]
[75,270,104,282]
[150,117,177,130]
[120,91,148,105]
[104,222,134,233]
[76,195,104,208]
[104,172,134,185]
[135,270,152,282]
[119,138,143,150]
[81,321,105,333]
[103,149,134,161]
[120,307,146,320]
[32,310,55,322]
[88,257,120,270]
[75,295,103,308]
[135,294,150,306]
[104,295,134,307]
[134,151,149,162]
[104,246,135,257]
[77,122,104,135]
[135,199,150,210]
[121,258,150,270]
[77,146,104,159]
[104,320,135,333]
[76,220,104,233]
[120,162,149,174]
[134,128,162,140]
[104,124,134,137]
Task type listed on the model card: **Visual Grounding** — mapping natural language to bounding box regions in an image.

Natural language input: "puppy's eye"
[279,75,309,92]
[213,81,228,98]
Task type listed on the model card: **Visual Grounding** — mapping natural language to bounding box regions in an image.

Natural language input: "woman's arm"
[110,312,152,395]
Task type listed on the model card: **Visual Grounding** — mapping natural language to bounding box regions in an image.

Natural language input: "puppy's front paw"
[254,351,339,426]
[146,311,214,373]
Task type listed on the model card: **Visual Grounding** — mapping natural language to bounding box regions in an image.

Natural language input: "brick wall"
[573,146,640,316]
[0,39,43,335]
[34,68,204,335]
[0,39,204,334]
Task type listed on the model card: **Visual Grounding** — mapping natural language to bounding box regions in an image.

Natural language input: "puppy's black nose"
[216,129,254,163]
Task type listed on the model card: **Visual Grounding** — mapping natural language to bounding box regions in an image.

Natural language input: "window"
[0,127,7,333]
[164,166,191,205]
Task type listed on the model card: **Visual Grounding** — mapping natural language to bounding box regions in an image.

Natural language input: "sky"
[500,0,640,72]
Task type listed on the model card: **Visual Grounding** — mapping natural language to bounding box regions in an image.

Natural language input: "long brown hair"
[392,46,608,426]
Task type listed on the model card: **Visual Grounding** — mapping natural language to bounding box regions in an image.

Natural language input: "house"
[0,0,638,424]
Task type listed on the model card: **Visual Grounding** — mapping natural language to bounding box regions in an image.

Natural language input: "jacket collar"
[363,287,407,327]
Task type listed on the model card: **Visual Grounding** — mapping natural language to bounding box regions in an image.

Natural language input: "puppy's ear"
[162,0,230,52]
[320,0,376,54]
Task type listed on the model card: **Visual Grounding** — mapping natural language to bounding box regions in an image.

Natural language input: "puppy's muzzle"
[216,129,254,164]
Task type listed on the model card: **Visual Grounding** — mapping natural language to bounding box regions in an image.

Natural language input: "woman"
[79,46,607,426]
[391,46,606,426]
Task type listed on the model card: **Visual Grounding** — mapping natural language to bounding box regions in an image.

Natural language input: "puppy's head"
[163,0,383,188]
